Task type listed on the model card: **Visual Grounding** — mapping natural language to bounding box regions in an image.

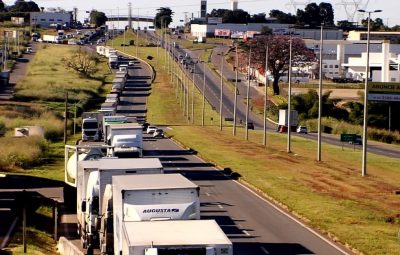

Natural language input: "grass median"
[114,31,400,254]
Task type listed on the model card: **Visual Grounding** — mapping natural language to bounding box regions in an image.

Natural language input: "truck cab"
[82,117,100,141]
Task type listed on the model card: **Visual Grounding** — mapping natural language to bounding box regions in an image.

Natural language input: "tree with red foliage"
[241,35,315,95]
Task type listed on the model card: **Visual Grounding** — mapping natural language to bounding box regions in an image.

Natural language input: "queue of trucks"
[64,52,232,255]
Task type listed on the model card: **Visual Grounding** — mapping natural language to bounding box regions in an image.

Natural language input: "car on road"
[128,61,135,66]
[296,126,308,134]
[247,122,254,130]
[153,129,164,138]
[146,126,157,134]
[349,135,362,145]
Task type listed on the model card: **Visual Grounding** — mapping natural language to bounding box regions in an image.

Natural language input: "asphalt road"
[121,57,352,255]
[145,31,400,159]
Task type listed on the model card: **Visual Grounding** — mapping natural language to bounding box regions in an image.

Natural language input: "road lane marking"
[166,127,173,130]
[177,168,181,170]
[217,204,223,209]
[205,192,211,197]
[242,230,251,236]
[1,217,18,249]
[261,247,269,254]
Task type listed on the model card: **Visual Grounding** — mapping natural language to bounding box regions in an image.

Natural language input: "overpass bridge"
[107,16,154,22]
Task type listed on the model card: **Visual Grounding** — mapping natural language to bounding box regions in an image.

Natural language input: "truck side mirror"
[81,200,86,212]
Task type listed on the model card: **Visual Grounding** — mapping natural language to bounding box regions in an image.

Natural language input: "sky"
[3,0,399,27]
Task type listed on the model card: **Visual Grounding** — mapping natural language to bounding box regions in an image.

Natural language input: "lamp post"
[233,43,238,136]
[317,23,324,161]
[218,52,224,131]
[245,47,252,141]
[191,64,196,124]
[263,45,269,146]
[287,34,293,153]
[202,61,206,126]
[357,9,382,176]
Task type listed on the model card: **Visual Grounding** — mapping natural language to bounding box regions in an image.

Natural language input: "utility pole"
[287,35,293,153]
[64,92,68,144]
[233,44,238,136]
[202,61,206,126]
[263,45,269,146]
[219,52,224,131]
[136,8,139,57]
[245,47,251,141]
[317,23,324,161]
[191,64,195,124]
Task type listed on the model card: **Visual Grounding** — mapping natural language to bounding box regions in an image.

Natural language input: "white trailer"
[105,123,142,145]
[120,220,232,255]
[42,34,59,43]
[101,173,200,255]
[111,134,143,158]
[278,109,298,132]
[77,158,163,253]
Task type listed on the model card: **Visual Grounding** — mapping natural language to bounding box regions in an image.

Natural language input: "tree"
[260,26,272,35]
[361,17,386,31]
[209,8,250,23]
[269,9,297,24]
[297,2,334,27]
[62,47,99,78]
[243,35,315,95]
[250,13,267,23]
[0,1,5,11]
[90,10,107,27]
[337,20,357,31]
[155,7,173,29]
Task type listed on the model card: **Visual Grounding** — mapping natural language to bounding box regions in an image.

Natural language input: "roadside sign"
[340,133,357,142]
[369,82,400,102]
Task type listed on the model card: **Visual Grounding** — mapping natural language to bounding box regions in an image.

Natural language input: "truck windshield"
[83,122,98,129]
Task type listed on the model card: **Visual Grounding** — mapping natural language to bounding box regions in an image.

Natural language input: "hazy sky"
[3,0,398,26]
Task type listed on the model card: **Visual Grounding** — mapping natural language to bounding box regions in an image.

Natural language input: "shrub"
[0,136,48,169]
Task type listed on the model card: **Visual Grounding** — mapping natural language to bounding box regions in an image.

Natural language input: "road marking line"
[177,168,181,170]
[261,247,269,254]
[166,127,173,130]
[205,192,211,197]
[242,230,251,236]
[217,204,223,209]
[1,217,18,249]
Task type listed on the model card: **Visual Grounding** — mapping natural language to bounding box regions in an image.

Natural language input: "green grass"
[14,44,111,103]
[114,34,400,255]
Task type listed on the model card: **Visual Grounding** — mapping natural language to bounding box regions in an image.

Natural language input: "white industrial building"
[190,23,343,40]
[30,12,72,28]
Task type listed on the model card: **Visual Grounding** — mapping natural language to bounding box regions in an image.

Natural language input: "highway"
[144,31,400,159]
[119,56,352,255]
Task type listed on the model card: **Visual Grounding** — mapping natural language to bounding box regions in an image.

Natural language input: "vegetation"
[90,10,107,27]
[154,7,173,29]
[62,46,100,78]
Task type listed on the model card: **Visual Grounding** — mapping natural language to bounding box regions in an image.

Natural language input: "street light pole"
[245,47,252,141]
[233,44,238,136]
[202,61,206,126]
[287,33,293,153]
[263,45,269,146]
[358,9,382,176]
[317,23,324,161]
[191,64,195,124]
[219,52,224,131]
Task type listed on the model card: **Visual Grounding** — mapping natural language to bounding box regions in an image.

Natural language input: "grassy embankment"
[0,43,112,254]
[114,31,400,255]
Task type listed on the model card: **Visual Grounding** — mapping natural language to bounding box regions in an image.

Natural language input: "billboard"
[368,82,400,102]
[214,29,231,37]
[208,17,222,24]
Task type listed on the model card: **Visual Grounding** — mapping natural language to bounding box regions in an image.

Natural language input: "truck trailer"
[119,220,232,255]
[101,173,200,255]
[77,158,163,253]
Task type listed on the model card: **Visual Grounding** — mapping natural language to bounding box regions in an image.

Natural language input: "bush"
[0,136,48,169]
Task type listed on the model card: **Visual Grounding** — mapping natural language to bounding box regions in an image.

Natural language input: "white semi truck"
[119,220,232,255]
[106,123,143,158]
[77,158,163,253]
[100,173,201,255]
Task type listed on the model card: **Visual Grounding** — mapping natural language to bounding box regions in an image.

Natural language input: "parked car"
[153,129,164,138]
[128,61,135,66]
[146,126,157,134]
[296,126,308,134]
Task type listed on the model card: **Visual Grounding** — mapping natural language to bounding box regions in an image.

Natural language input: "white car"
[128,60,135,66]
[146,126,157,134]
[296,126,308,134]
